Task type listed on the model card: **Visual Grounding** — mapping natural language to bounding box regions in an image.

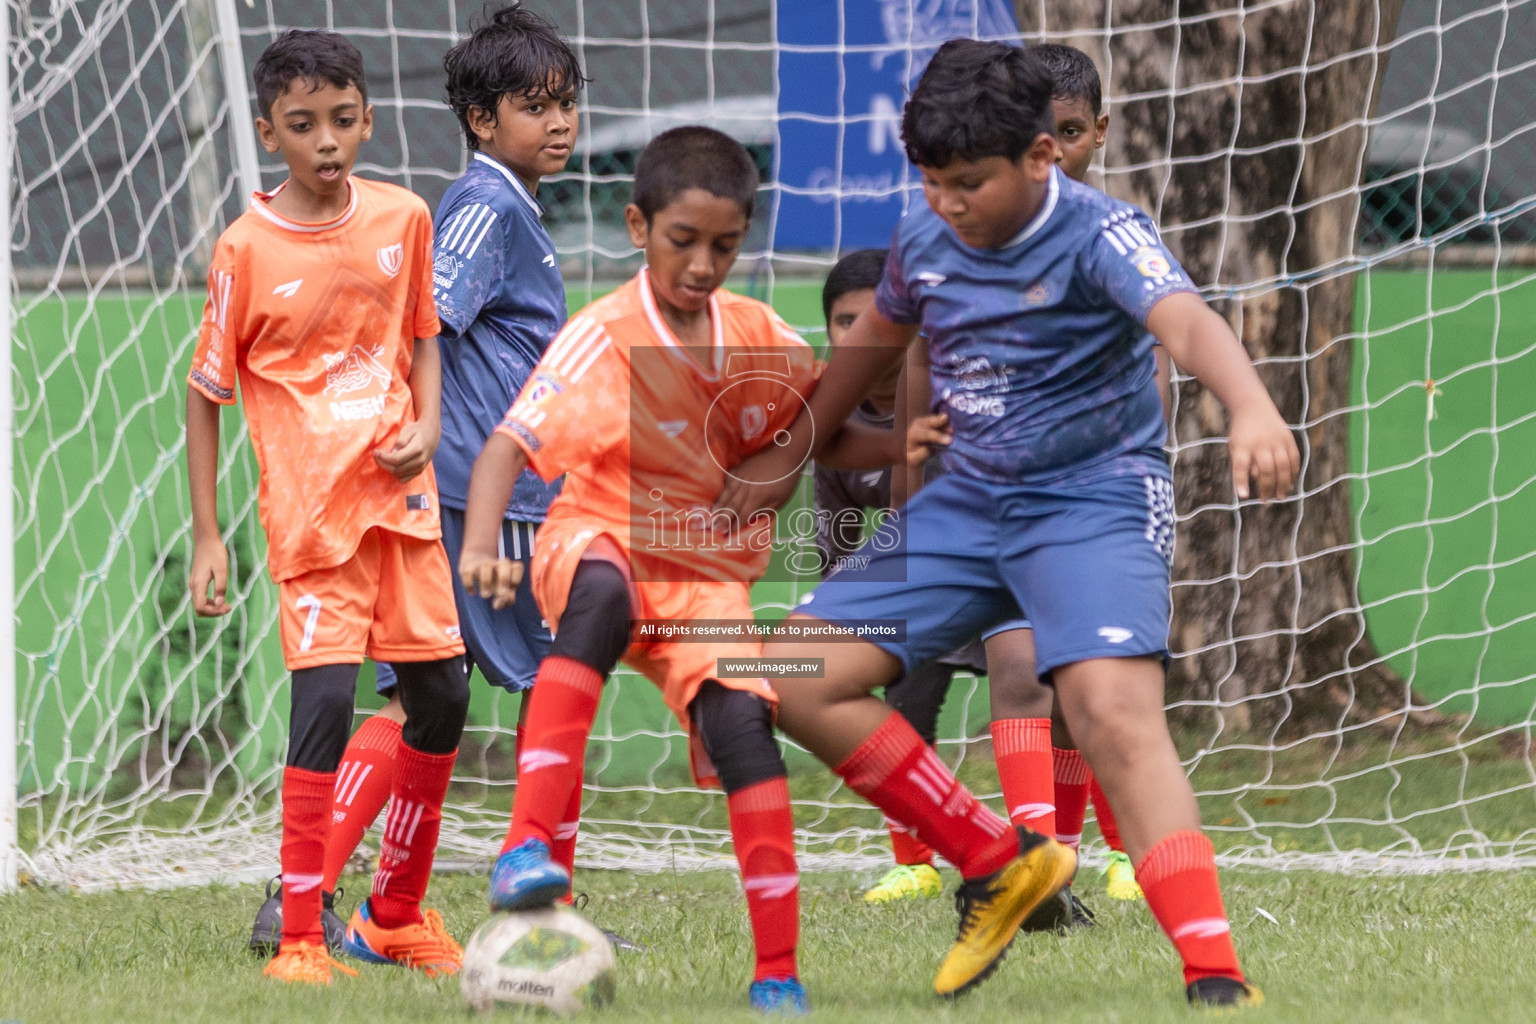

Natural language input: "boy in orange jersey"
[458,126,846,1014]
[186,30,469,985]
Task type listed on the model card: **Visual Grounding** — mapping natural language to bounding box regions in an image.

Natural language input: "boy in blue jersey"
[248,4,588,952]
[725,40,1296,1006]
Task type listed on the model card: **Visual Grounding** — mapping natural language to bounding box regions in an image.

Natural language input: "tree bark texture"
[1012,1,1411,736]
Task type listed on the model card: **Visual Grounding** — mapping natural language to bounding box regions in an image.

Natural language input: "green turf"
[3,865,1533,1022]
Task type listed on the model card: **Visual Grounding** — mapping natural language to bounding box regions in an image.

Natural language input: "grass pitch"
[3,865,1533,1023]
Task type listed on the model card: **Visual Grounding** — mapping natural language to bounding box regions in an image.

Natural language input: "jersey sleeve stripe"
[445,205,488,250]
[1126,220,1158,247]
[210,270,233,330]
[543,314,600,372]
[462,209,499,258]
[567,336,612,382]
[442,203,497,254]
[438,206,474,250]
[555,323,609,377]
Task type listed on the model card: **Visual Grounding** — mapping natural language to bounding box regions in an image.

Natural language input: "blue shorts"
[376,512,551,694]
[797,469,1173,680]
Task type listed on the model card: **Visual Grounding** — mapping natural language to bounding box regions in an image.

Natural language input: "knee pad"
[689,680,786,795]
[549,560,633,676]
[394,657,471,754]
[287,663,361,771]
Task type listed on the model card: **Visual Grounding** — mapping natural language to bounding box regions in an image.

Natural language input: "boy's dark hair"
[902,39,1053,168]
[632,126,759,221]
[822,249,888,322]
[1031,42,1103,116]
[253,30,367,121]
[444,3,587,152]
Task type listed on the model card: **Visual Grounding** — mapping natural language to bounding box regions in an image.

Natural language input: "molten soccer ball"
[460,907,617,1016]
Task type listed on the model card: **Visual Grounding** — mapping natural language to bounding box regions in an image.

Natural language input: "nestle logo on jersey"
[323,345,391,398]
[329,394,387,421]
[433,250,462,291]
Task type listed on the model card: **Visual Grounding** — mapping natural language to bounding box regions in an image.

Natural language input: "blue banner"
[772,0,1021,253]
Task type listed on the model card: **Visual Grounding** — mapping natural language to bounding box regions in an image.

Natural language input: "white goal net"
[7,0,1536,890]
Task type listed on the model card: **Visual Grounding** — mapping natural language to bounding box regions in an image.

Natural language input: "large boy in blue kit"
[725,40,1297,1006]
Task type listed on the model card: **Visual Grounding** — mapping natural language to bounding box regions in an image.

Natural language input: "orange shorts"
[276,527,465,670]
[530,521,777,739]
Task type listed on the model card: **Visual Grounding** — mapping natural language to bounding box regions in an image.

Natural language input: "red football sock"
[503,657,603,855]
[991,718,1054,836]
[516,724,578,907]
[1051,747,1091,850]
[550,760,584,880]
[369,742,457,929]
[835,711,1016,879]
[322,715,400,892]
[279,766,334,946]
[1136,830,1244,986]
[887,816,934,866]
[1089,775,1126,852]
[728,777,799,982]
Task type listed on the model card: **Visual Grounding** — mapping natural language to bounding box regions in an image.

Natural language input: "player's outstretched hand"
[907,411,951,467]
[189,537,232,617]
[1228,405,1300,501]
[375,420,440,483]
[460,552,524,610]
[714,443,806,530]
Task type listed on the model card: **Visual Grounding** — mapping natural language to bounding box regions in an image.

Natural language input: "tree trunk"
[1013,1,1412,735]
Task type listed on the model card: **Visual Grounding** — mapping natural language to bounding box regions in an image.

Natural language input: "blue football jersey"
[876,167,1195,485]
[431,152,564,519]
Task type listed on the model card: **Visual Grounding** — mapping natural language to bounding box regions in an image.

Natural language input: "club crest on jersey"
[1021,281,1052,307]
[740,404,767,439]
[377,242,404,278]
[1132,246,1172,279]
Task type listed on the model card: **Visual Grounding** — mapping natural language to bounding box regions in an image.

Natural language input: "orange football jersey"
[188,177,442,581]
[496,268,820,585]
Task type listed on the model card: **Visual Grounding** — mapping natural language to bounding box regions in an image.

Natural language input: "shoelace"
[419,909,457,946]
[952,876,994,940]
[286,943,359,978]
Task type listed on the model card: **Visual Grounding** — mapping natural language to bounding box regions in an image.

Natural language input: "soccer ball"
[459,907,617,1016]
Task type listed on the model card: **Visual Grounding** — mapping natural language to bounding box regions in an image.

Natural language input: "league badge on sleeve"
[1132,247,1172,279]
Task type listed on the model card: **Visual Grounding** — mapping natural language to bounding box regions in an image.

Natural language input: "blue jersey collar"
[472,152,544,216]
[997,165,1060,250]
